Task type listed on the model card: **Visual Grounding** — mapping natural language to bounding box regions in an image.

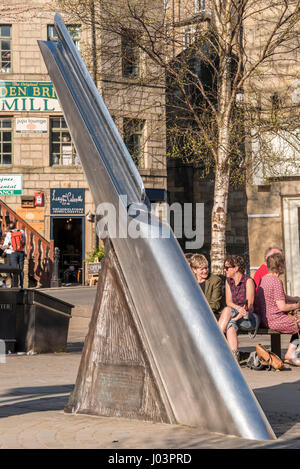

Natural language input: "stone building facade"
[165,0,300,294]
[244,5,300,293]
[165,0,249,262]
[167,159,249,262]
[0,1,167,284]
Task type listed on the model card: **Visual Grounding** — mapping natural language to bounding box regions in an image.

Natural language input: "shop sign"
[50,188,85,215]
[0,174,22,195]
[0,81,61,112]
[16,117,48,133]
[87,263,102,275]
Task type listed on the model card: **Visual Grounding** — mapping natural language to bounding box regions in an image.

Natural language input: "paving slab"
[0,350,300,449]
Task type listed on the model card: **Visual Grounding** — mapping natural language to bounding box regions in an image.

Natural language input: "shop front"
[50,188,85,285]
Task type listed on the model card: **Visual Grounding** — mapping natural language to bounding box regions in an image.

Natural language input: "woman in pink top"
[255,253,300,365]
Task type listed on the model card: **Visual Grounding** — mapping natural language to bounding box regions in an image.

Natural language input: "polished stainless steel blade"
[38,13,275,440]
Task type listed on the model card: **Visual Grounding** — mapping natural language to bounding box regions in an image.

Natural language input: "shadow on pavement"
[1,378,300,448]
[66,341,84,353]
[253,380,300,438]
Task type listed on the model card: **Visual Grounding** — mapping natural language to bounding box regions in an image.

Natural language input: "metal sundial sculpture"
[38,13,275,441]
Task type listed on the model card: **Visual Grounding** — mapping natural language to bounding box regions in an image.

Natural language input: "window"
[271,92,281,119]
[271,92,280,110]
[122,31,140,78]
[163,0,169,9]
[0,25,11,73]
[123,118,145,168]
[195,0,206,13]
[47,24,81,50]
[50,117,79,166]
[183,27,196,49]
[0,117,12,164]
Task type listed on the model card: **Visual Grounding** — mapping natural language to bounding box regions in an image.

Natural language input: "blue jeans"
[10,251,25,288]
[226,307,257,332]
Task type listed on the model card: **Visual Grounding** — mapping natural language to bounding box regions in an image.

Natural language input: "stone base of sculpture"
[65,241,174,423]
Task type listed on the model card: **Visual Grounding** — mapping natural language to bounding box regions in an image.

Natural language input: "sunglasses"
[224,265,234,270]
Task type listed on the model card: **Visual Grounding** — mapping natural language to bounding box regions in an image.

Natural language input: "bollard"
[50,247,61,287]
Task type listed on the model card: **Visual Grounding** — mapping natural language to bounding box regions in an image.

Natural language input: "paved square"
[1,287,300,449]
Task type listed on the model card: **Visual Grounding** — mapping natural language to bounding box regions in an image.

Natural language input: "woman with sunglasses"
[218,254,256,363]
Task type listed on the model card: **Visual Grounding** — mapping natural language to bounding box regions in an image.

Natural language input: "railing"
[0,199,54,288]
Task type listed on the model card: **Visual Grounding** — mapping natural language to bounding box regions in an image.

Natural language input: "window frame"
[121,30,141,79]
[0,116,13,165]
[183,27,196,49]
[195,0,206,13]
[0,24,12,73]
[50,116,78,166]
[123,118,145,168]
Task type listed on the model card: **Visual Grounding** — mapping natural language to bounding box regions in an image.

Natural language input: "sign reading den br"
[50,189,85,215]
[0,81,61,112]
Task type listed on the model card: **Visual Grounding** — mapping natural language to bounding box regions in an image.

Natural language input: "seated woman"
[255,253,300,365]
[189,253,223,316]
[218,255,256,362]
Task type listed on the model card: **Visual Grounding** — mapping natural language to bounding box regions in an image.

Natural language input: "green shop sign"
[0,81,61,112]
[0,174,22,195]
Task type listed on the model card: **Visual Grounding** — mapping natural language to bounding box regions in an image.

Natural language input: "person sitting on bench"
[189,254,223,317]
[218,255,256,363]
[255,252,300,366]
[253,245,283,290]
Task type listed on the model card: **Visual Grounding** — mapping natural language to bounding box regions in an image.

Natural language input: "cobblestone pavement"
[1,287,300,449]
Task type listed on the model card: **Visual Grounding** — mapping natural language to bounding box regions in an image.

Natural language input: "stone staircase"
[0,199,54,288]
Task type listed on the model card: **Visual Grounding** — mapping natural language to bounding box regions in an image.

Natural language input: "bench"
[240,328,282,357]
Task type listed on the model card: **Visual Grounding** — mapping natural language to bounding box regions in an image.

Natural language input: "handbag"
[238,312,260,335]
[256,343,285,371]
[246,351,266,370]
[287,309,300,340]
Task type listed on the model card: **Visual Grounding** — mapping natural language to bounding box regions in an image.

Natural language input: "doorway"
[283,197,300,295]
[51,217,84,284]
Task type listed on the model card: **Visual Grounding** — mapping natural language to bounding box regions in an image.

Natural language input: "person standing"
[253,246,283,290]
[2,222,26,288]
[2,227,13,287]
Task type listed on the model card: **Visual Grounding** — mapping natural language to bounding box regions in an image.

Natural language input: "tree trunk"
[210,164,230,274]
[210,50,232,274]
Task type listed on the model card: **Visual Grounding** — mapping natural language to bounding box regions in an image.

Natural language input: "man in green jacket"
[189,253,224,316]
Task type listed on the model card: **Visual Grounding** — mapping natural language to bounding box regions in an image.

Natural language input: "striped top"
[227,274,252,306]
